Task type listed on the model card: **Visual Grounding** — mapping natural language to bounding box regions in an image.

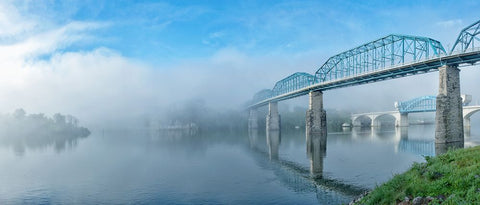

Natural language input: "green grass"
[357,146,480,204]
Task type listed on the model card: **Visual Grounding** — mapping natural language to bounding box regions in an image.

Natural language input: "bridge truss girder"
[396,95,436,113]
[451,19,480,54]
[271,72,315,96]
[315,34,446,83]
[252,89,273,104]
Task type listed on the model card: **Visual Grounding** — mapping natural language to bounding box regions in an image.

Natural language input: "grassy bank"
[357,146,480,204]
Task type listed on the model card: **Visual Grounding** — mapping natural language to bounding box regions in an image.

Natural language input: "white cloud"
[436,19,463,28]
[2,1,480,128]
[0,21,106,61]
[0,1,36,38]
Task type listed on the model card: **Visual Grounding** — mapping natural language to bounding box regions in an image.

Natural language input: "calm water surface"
[1,125,480,204]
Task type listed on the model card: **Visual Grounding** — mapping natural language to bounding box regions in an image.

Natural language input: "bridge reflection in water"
[247,124,480,203]
[350,125,473,156]
[248,128,367,204]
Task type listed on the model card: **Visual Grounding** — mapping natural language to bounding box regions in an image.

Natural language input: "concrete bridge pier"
[435,65,464,148]
[462,105,480,134]
[464,118,471,128]
[396,113,409,127]
[248,109,258,130]
[306,91,327,160]
[266,102,280,131]
[306,91,327,136]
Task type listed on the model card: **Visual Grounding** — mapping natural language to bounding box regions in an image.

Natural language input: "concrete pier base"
[266,102,280,131]
[435,141,463,155]
[464,118,471,128]
[306,91,327,137]
[435,65,464,146]
[396,113,409,127]
[248,109,258,130]
[306,91,327,177]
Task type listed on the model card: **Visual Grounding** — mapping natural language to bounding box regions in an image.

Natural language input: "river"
[0,125,479,204]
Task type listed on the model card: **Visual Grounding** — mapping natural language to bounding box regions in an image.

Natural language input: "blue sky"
[9,0,480,64]
[1,0,480,123]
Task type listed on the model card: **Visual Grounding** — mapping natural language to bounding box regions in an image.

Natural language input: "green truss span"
[451,19,480,54]
[315,34,446,83]
[272,72,315,97]
[396,95,437,113]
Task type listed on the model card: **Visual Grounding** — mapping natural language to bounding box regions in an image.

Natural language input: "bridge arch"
[463,106,480,127]
[372,113,396,127]
[352,115,373,127]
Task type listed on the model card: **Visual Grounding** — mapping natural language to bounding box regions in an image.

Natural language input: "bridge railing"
[450,46,480,57]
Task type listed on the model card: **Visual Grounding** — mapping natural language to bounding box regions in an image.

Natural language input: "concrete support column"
[371,117,380,127]
[248,109,258,130]
[306,91,327,136]
[435,65,464,146]
[396,113,408,127]
[464,117,471,128]
[464,117,471,139]
[266,102,280,131]
[306,91,327,166]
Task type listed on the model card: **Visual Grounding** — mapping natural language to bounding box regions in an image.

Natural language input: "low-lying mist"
[0,108,90,155]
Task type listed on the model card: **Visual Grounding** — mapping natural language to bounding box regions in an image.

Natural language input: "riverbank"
[354,146,480,204]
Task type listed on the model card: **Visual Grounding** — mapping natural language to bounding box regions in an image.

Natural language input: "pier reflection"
[266,130,281,160]
[247,128,367,203]
[349,125,476,156]
[306,131,326,178]
[245,124,480,204]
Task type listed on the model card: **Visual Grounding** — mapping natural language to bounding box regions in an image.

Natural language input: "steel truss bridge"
[248,19,480,108]
[396,95,437,113]
[394,94,470,113]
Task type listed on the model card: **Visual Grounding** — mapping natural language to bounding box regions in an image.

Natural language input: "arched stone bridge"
[352,111,408,127]
[352,95,480,127]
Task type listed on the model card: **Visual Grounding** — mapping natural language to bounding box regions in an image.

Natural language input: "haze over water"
[0,124,479,204]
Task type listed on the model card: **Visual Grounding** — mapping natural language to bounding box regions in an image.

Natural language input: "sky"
[1,0,480,125]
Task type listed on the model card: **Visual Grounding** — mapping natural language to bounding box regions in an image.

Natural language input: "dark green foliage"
[0,109,90,155]
[357,146,480,204]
